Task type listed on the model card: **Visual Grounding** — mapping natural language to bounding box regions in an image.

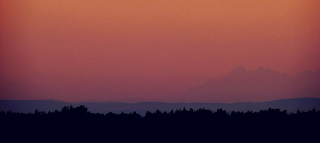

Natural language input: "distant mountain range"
[1,66,319,115]
[163,66,320,103]
[1,98,319,116]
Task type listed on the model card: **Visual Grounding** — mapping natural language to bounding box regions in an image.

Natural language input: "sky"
[1,0,320,102]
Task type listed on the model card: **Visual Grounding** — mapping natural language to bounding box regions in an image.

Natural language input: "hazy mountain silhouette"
[167,66,320,103]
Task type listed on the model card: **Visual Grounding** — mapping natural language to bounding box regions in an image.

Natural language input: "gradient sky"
[1,0,320,102]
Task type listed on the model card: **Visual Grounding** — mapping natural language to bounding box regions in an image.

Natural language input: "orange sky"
[1,0,320,102]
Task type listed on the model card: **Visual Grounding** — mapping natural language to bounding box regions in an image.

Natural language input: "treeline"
[1,105,319,142]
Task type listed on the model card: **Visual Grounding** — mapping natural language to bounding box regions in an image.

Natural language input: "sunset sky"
[1,0,320,102]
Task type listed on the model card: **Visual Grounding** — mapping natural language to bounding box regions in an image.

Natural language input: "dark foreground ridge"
[2,98,320,114]
[1,105,319,142]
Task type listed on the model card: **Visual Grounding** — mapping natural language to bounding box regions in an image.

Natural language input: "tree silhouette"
[1,105,319,142]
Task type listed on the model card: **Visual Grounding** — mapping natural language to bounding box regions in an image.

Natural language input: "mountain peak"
[232,66,247,72]
[224,66,248,78]
[256,66,274,72]
[257,66,266,70]
[253,66,280,76]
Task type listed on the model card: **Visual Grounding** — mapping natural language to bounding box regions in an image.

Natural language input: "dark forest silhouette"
[1,105,319,142]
